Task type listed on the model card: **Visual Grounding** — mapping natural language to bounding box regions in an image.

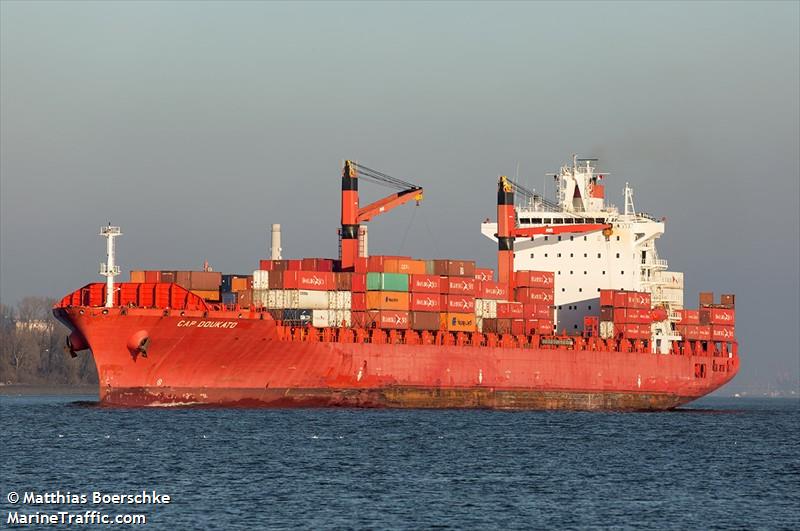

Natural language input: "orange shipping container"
[385,258,426,275]
[366,291,409,311]
[231,277,250,292]
[130,271,146,283]
[440,312,476,332]
[190,289,221,302]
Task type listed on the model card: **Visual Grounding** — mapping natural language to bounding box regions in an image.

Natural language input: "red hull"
[54,306,739,410]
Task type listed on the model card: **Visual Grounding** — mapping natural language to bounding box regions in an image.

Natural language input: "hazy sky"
[1,1,798,392]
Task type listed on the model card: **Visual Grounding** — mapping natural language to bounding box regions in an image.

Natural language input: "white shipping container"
[600,321,614,339]
[476,317,484,333]
[482,299,497,319]
[655,271,684,289]
[333,310,352,327]
[312,309,332,328]
[252,270,270,290]
[253,289,270,308]
[475,299,484,318]
[267,289,285,309]
[297,289,329,310]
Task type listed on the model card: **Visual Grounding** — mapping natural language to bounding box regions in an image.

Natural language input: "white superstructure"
[482,156,683,336]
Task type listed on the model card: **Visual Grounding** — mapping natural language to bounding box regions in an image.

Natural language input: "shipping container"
[536,320,554,336]
[409,274,441,294]
[353,257,368,274]
[514,287,555,304]
[160,271,175,283]
[221,292,238,305]
[301,258,334,272]
[175,271,192,288]
[612,291,651,309]
[477,280,508,300]
[366,291,409,311]
[279,290,330,310]
[440,312,476,332]
[711,325,735,341]
[351,292,366,311]
[678,309,700,325]
[614,323,651,340]
[253,270,270,290]
[282,309,312,323]
[497,301,524,319]
[612,308,652,324]
[496,318,512,334]
[130,271,146,283]
[311,309,352,328]
[678,324,712,341]
[699,291,714,306]
[267,270,283,290]
[232,277,250,292]
[280,271,335,291]
[600,307,614,321]
[474,268,494,282]
[511,319,525,335]
[238,289,253,308]
[481,318,498,334]
[599,321,614,339]
[599,289,616,307]
[286,260,302,271]
[334,272,352,291]
[369,310,410,329]
[410,311,441,331]
[431,260,476,278]
[351,311,371,328]
[351,273,367,292]
[515,270,555,288]
[410,293,442,312]
[523,303,552,320]
[720,294,736,307]
[384,258,426,275]
[190,289,220,302]
[444,295,476,313]
[259,260,275,271]
[366,272,409,292]
[700,308,735,326]
[480,299,498,319]
[445,277,476,295]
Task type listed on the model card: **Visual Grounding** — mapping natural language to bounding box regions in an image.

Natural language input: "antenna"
[99,224,122,308]
[624,183,636,217]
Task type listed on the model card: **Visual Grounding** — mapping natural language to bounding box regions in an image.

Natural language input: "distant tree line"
[0,297,97,385]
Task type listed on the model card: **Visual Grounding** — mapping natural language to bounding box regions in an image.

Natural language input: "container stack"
[129,270,223,301]
[598,289,652,340]
[221,274,252,305]
[678,292,735,342]
[513,271,556,335]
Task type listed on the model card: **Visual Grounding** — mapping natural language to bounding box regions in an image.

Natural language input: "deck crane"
[497,176,612,288]
[340,160,423,270]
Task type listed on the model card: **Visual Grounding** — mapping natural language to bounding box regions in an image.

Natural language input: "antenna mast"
[99,224,122,308]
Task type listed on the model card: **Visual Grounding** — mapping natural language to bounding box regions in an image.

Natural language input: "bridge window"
[597,253,601,258]
[557,253,562,258]
[584,271,587,275]
[530,253,534,258]
[578,288,583,292]
[570,236,574,241]
[544,218,551,224]
[532,218,542,224]
[521,218,530,224]
[584,253,587,258]
[584,236,588,241]
[616,253,620,258]
[544,236,548,241]
[558,236,562,241]
[553,218,563,224]
[621,271,625,275]
[570,271,574,275]
[544,253,548,257]
[616,236,620,241]
[561,288,566,292]
[602,271,606,275]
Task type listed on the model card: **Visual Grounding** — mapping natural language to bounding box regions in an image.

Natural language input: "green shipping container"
[366,272,409,292]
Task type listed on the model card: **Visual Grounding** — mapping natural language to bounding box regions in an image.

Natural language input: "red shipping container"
[445,277,476,295]
[496,318,512,334]
[286,260,302,271]
[367,256,390,272]
[410,311,441,331]
[444,295,475,313]
[511,319,525,335]
[536,320,554,335]
[706,308,735,326]
[351,311,370,329]
[614,323,651,339]
[269,260,289,271]
[474,268,494,282]
[515,270,555,288]
[599,289,615,307]
[478,280,508,300]
[613,291,651,309]
[369,310,409,329]
[144,270,161,283]
[711,325,735,341]
[523,304,552,320]
[301,258,334,272]
[497,302,524,318]
[410,293,442,312]
[351,273,367,292]
[678,324,712,341]
[409,274,441,293]
[351,292,367,311]
[481,318,498,334]
[514,287,554,304]
[259,260,274,271]
[524,319,538,334]
[268,270,283,289]
[353,257,368,273]
[678,309,700,325]
[612,308,651,324]
[282,271,334,290]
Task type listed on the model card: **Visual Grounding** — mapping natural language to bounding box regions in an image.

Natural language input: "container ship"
[53,157,739,409]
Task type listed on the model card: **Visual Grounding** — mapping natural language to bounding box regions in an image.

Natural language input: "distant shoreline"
[0,384,98,396]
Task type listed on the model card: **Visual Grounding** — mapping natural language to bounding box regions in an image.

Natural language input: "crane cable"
[351,162,421,191]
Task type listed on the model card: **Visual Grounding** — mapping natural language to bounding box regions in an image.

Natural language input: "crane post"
[497,176,516,290]
[340,160,360,270]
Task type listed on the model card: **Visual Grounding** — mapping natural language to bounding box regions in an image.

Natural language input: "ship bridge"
[481,156,683,334]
